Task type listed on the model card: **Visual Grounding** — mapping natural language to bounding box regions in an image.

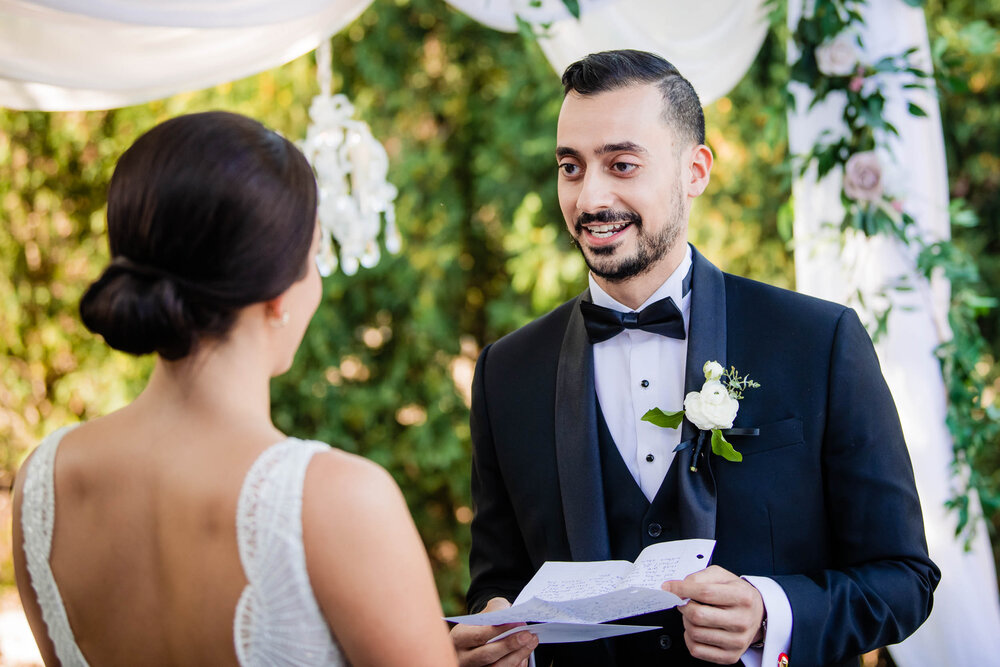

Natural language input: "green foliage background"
[1,0,996,613]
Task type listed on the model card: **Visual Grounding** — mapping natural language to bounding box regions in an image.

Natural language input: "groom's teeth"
[589,222,628,238]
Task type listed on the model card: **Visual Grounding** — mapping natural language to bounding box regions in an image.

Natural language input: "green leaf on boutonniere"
[711,429,743,463]
[641,408,685,429]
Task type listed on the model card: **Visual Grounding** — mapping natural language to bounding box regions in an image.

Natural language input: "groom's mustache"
[575,209,642,233]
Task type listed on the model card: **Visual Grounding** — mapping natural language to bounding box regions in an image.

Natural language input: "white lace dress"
[20,425,348,666]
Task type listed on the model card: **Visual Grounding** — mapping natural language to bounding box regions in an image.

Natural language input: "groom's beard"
[572,195,684,284]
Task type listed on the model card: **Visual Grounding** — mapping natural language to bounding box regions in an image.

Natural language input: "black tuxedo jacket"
[466,246,938,666]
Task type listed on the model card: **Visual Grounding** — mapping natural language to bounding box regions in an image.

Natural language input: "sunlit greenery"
[1,0,996,612]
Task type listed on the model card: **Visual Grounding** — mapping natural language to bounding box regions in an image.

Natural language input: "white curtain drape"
[788,1,1000,665]
[445,0,769,105]
[0,0,373,110]
[0,0,768,111]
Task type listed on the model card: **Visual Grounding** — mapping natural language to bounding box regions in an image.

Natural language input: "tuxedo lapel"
[555,291,611,561]
[675,246,727,539]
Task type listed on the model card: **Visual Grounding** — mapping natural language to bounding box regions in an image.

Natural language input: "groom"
[450,50,939,667]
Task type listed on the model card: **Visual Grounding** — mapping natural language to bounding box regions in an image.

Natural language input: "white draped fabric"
[788,1,1000,665]
[0,0,373,110]
[0,0,766,111]
[446,0,769,105]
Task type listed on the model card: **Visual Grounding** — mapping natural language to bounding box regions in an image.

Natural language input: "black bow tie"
[580,296,686,344]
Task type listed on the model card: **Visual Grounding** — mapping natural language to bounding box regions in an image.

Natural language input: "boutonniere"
[642,360,760,471]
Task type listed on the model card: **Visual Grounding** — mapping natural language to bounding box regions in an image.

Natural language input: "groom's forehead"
[557,85,672,149]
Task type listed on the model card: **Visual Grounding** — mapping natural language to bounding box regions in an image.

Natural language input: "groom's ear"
[685,144,713,198]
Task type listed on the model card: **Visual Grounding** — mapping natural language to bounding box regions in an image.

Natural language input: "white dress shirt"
[590,247,692,502]
[587,245,792,666]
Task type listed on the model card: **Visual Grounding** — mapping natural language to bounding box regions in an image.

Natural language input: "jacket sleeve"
[466,343,536,613]
[773,308,940,664]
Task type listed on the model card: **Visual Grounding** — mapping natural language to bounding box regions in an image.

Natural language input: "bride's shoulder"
[299,446,415,564]
[302,447,404,515]
[13,422,81,488]
[298,447,428,620]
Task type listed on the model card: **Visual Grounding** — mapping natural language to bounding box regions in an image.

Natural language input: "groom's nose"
[575,170,617,213]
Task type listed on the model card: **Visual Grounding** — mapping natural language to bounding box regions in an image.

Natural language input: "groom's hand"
[450,597,539,667]
[662,565,765,664]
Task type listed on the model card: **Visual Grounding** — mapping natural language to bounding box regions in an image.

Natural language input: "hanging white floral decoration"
[301,39,400,276]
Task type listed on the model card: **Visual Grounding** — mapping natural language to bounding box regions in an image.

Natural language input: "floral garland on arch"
[781,0,999,542]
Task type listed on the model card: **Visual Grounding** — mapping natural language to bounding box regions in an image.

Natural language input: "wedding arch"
[1,0,997,663]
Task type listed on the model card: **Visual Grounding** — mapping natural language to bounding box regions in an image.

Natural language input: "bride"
[12,111,458,666]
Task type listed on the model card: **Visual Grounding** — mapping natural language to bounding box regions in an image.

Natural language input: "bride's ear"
[263,295,290,329]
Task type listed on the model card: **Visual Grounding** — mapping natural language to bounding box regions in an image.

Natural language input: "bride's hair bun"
[80,261,196,360]
[80,111,318,359]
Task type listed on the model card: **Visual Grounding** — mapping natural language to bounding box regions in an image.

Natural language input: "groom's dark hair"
[561,49,705,146]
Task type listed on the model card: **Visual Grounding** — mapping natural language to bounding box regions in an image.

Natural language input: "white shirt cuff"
[740,575,792,667]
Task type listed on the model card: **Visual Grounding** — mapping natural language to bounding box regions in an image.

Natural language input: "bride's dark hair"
[80,111,318,360]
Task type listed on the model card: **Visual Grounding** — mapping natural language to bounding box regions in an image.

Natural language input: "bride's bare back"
[19,410,277,665]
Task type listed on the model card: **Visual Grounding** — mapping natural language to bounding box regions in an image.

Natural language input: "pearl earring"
[269,310,290,328]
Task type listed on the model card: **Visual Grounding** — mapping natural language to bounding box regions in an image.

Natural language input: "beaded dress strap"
[20,424,91,667]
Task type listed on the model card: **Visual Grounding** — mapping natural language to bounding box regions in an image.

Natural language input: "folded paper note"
[446,538,715,643]
[488,621,659,644]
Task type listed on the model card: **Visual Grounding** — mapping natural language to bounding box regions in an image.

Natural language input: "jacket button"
[658,634,672,649]
[647,523,662,537]
[640,379,649,388]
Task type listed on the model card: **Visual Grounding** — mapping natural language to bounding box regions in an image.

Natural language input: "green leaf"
[642,407,685,429]
[711,429,743,463]
[907,102,928,118]
[561,0,581,19]
[949,200,979,228]
[963,295,998,313]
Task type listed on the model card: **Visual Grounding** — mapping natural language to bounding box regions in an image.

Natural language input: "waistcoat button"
[648,522,662,538]
[659,634,672,649]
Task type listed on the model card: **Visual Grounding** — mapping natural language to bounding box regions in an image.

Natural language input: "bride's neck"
[130,330,277,435]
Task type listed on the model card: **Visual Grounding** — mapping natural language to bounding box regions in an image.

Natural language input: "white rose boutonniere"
[684,380,739,430]
[642,361,760,470]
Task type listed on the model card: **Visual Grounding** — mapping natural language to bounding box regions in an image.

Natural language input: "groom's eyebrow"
[555,142,648,159]
[597,141,647,155]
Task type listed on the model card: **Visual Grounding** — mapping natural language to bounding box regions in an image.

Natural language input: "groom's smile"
[576,209,641,252]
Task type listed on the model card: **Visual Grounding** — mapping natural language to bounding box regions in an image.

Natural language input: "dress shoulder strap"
[234,439,329,581]
[234,438,343,666]
[20,424,91,667]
